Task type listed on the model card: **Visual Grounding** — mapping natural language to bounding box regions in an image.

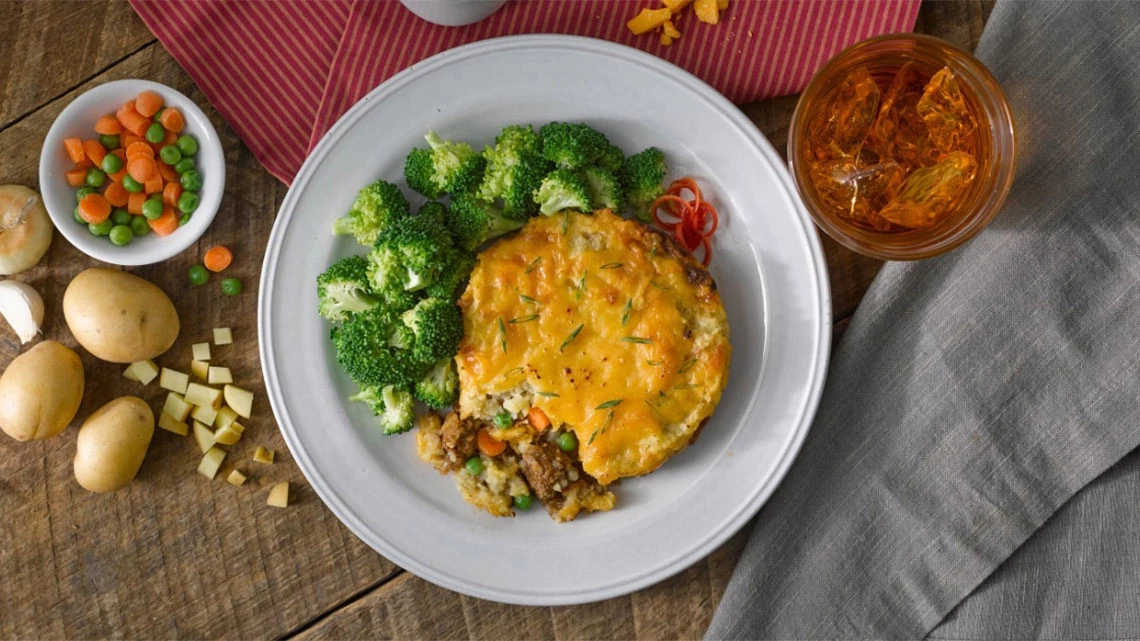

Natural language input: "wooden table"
[0,2,991,638]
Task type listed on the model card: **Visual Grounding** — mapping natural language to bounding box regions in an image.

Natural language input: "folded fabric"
[130,0,919,184]
[705,0,1140,638]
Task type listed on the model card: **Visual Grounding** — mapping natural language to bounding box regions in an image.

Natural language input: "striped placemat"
[130,0,921,184]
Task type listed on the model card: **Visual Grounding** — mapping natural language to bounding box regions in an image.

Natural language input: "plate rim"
[258,33,831,605]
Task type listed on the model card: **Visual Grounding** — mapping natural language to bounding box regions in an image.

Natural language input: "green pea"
[130,215,150,237]
[159,145,181,166]
[177,191,200,214]
[122,175,143,193]
[188,264,209,286]
[88,219,113,236]
[174,158,195,175]
[141,198,164,221]
[111,209,131,226]
[98,134,120,150]
[492,411,512,429]
[512,494,533,511]
[153,107,165,123]
[75,186,96,203]
[180,170,203,192]
[179,212,192,226]
[73,207,85,225]
[85,167,106,188]
[145,122,166,144]
[557,431,578,452]
[101,153,123,175]
[464,456,484,476]
[176,135,198,156]
[109,224,133,246]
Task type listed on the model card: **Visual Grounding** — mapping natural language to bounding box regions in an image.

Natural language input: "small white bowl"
[399,0,507,26]
[39,79,225,266]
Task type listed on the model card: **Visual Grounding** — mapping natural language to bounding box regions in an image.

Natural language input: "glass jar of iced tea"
[789,34,1016,260]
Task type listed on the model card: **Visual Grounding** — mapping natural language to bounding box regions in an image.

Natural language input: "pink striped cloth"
[130,0,920,185]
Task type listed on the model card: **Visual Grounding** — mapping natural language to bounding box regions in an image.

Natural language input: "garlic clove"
[0,280,44,344]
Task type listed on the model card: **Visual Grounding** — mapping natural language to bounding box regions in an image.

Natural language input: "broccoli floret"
[424,251,476,301]
[416,201,449,223]
[367,209,455,293]
[597,142,625,173]
[350,384,416,434]
[448,193,525,250]
[533,168,592,216]
[414,358,459,409]
[331,307,423,387]
[539,122,610,170]
[401,297,463,364]
[477,126,550,220]
[583,166,624,212]
[494,124,542,154]
[331,180,410,245]
[317,255,378,323]
[620,147,667,221]
[403,131,486,199]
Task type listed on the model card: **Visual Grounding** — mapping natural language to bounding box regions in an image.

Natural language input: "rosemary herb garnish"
[519,293,541,305]
[649,280,670,290]
[600,410,614,435]
[621,336,653,344]
[595,399,623,410]
[650,243,658,259]
[647,360,664,366]
[678,358,698,374]
[536,391,560,398]
[576,271,587,300]
[621,298,632,326]
[497,318,507,353]
[560,323,584,351]
[510,314,539,324]
[601,262,623,270]
[587,429,599,445]
[562,210,570,234]
[505,367,524,377]
[524,257,542,274]
[644,399,663,417]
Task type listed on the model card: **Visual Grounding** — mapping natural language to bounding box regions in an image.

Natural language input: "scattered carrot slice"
[78,193,111,224]
[127,156,157,182]
[65,168,87,187]
[160,107,184,133]
[144,175,164,195]
[158,161,180,182]
[94,114,123,135]
[64,138,86,164]
[527,406,551,430]
[74,157,93,170]
[203,246,233,272]
[162,182,183,208]
[118,109,150,137]
[82,139,106,166]
[104,181,129,208]
[127,192,147,215]
[149,208,180,236]
[476,428,507,457]
[121,132,146,149]
[125,141,154,160]
[108,149,128,182]
[163,129,178,147]
[135,90,164,118]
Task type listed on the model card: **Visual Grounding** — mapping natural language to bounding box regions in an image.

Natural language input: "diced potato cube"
[193,421,215,454]
[198,446,226,480]
[693,0,719,24]
[163,392,193,422]
[662,0,693,11]
[159,368,189,394]
[158,412,189,436]
[627,6,672,34]
[226,470,247,487]
[191,402,217,426]
[192,342,211,362]
[191,360,209,381]
[214,424,242,446]
[267,482,289,508]
[123,366,140,383]
[207,366,233,385]
[213,327,233,345]
[253,446,275,465]
[215,406,239,430]
[185,383,222,410]
[224,385,253,419]
[125,359,159,385]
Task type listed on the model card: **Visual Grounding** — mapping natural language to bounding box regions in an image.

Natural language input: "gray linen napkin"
[705,1,1140,638]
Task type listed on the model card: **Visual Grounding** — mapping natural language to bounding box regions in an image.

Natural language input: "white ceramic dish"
[39,79,225,266]
[400,0,507,26]
[259,35,830,605]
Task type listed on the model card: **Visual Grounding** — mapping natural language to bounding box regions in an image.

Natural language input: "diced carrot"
[65,168,88,187]
[121,132,146,149]
[104,181,129,208]
[82,139,106,166]
[117,99,136,119]
[109,150,128,182]
[75,157,93,170]
[203,246,233,273]
[528,406,550,430]
[125,141,154,160]
[127,156,157,182]
[64,138,86,164]
[94,114,123,135]
[127,192,147,214]
[163,129,178,147]
[160,108,184,134]
[158,161,180,182]
[149,208,180,236]
[162,181,183,208]
[119,109,150,137]
[476,428,507,457]
[135,91,164,118]
[78,193,111,224]
[144,175,163,194]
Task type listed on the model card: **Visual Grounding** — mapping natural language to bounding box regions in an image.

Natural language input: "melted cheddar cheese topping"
[457,210,731,485]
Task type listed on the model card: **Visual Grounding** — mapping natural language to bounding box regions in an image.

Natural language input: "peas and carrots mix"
[63,90,203,246]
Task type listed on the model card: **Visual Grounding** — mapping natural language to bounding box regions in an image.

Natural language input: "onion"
[0,185,53,275]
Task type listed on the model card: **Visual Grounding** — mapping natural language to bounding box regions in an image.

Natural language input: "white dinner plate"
[259,35,830,605]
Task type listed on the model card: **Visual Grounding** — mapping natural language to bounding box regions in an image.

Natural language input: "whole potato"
[0,341,84,441]
[63,268,180,363]
[74,396,154,493]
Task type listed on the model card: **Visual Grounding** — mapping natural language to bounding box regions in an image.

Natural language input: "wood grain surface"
[0,2,991,639]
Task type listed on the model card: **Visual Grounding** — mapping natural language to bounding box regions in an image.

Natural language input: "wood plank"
[0,43,397,640]
[0,1,154,131]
